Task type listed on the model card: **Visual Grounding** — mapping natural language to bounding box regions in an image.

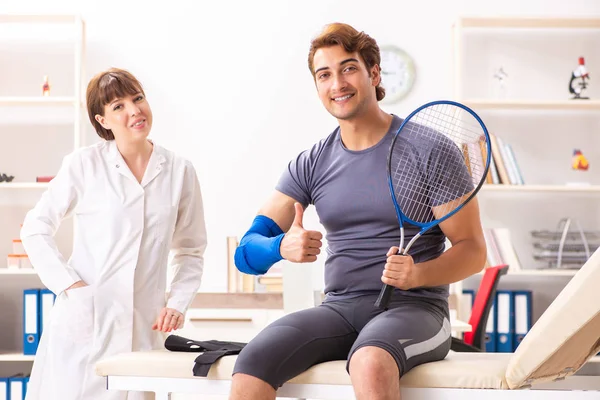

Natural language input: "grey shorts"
[232,293,451,389]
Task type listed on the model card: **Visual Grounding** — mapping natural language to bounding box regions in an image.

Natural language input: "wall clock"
[379,45,416,104]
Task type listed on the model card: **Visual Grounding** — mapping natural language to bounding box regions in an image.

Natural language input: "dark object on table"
[164,334,246,377]
[0,173,15,182]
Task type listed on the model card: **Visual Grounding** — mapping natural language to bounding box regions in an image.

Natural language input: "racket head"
[387,100,491,232]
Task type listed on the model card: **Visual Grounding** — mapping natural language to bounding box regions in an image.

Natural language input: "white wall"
[2,0,599,293]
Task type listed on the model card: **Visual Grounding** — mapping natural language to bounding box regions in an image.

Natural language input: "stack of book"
[483,227,522,272]
[465,133,524,185]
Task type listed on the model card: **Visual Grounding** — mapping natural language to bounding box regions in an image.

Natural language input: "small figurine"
[569,57,590,100]
[0,173,15,182]
[42,75,51,96]
[572,149,589,171]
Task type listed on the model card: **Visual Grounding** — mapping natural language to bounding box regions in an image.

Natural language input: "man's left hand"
[381,246,422,290]
[152,307,184,332]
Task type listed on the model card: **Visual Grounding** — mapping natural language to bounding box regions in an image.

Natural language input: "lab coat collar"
[106,140,166,187]
[142,142,166,187]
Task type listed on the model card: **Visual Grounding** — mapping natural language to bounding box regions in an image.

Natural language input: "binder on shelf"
[8,376,27,400]
[513,290,532,351]
[39,288,56,336]
[462,289,475,305]
[496,290,515,353]
[0,377,8,400]
[484,300,496,353]
[23,377,29,399]
[460,289,475,323]
[23,289,40,355]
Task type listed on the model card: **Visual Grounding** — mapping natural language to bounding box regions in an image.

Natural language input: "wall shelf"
[0,14,78,24]
[0,183,50,189]
[0,353,35,362]
[0,269,38,275]
[0,97,78,107]
[464,100,600,111]
[481,185,600,193]
[476,269,578,277]
[457,17,600,29]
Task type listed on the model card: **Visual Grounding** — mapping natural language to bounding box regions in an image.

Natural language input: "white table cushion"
[95,350,512,390]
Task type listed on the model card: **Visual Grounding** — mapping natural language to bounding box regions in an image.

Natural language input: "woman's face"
[95,92,153,142]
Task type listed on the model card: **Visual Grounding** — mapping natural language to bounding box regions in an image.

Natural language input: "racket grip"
[375,284,394,310]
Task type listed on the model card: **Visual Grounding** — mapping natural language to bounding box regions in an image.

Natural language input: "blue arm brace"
[234,215,285,275]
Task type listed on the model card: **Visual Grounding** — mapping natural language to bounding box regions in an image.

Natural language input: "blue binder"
[0,377,8,400]
[496,290,515,353]
[23,289,40,355]
[462,289,475,304]
[461,289,475,322]
[38,288,56,337]
[512,290,532,351]
[8,376,27,400]
[484,299,496,352]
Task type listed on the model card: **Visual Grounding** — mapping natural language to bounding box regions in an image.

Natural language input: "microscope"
[569,57,590,100]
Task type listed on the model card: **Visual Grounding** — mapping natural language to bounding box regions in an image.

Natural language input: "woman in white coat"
[21,68,207,400]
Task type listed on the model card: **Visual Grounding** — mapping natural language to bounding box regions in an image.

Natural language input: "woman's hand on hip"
[152,307,184,332]
[65,280,88,291]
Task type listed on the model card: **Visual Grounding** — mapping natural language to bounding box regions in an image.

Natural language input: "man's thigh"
[233,304,357,389]
[348,300,451,376]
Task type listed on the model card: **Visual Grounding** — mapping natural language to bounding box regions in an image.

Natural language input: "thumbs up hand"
[280,203,323,263]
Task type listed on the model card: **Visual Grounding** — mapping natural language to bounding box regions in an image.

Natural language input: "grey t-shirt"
[276,115,469,302]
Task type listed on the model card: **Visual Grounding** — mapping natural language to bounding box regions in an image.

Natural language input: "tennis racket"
[375,100,491,310]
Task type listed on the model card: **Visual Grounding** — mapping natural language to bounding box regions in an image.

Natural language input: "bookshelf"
[452,16,600,328]
[0,14,85,376]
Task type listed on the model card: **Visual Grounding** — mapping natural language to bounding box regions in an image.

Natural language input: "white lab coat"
[20,140,207,400]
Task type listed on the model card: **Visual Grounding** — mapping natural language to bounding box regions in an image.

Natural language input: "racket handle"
[375,284,394,310]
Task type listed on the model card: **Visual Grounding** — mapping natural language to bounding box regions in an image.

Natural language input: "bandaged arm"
[234,215,284,275]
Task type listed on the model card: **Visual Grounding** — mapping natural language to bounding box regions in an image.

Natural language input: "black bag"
[164,334,247,377]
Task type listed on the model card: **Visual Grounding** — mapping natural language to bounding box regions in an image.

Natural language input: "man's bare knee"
[350,346,398,377]
[349,346,400,400]
[230,373,276,400]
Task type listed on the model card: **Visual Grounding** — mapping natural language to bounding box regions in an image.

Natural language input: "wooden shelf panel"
[0,269,37,275]
[0,353,35,361]
[0,14,78,24]
[0,183,49,189]
[0,182,48,189]
[0,97,77,106]
[481,185,600,193]
[464,99,600,111]
[458,17,600,29]
[508,269,578,277]
[476,269,578,277]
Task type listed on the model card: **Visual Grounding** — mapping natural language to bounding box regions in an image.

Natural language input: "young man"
[230,23,486,400]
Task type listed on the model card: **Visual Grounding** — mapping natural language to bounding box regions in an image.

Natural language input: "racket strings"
[415,104,488,180]
[390,104,488,223]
